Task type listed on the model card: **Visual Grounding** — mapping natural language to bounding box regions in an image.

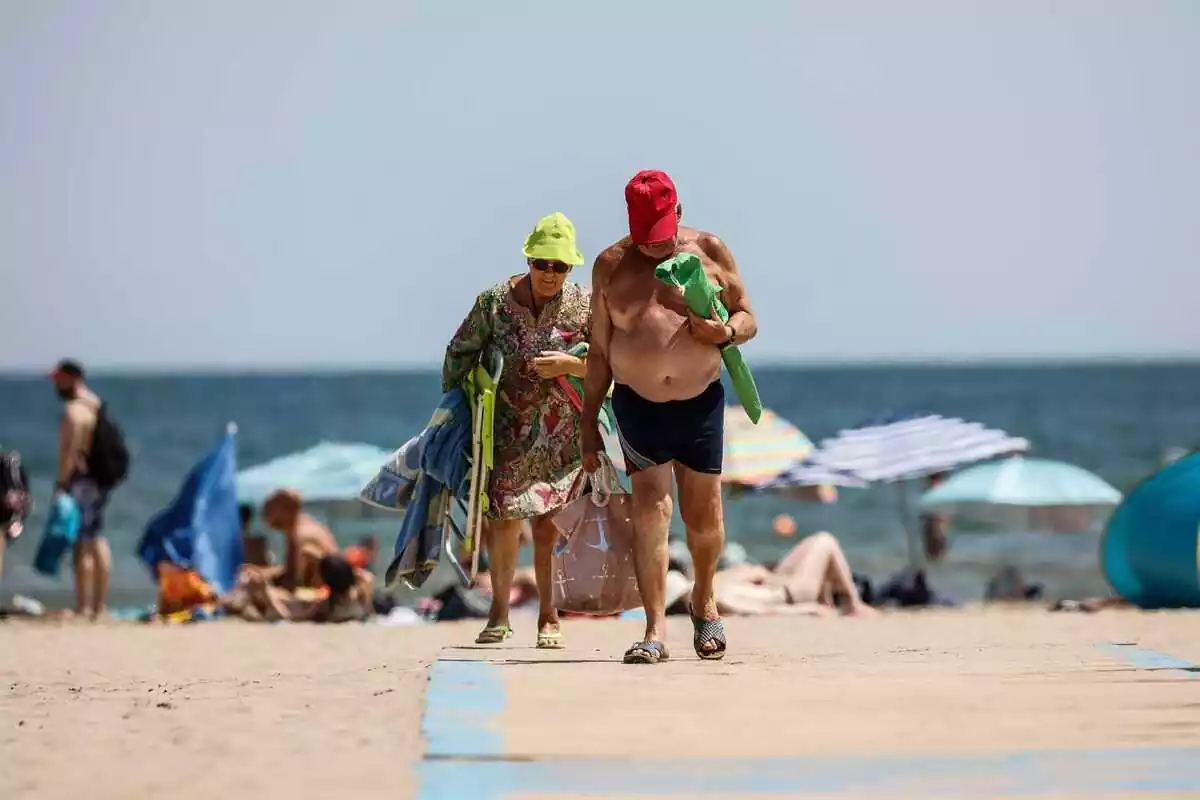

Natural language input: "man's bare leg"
[629,463,674,649]
[483,519,521,632]
[675,464,725,656]
[73,540,95,617]
[530,515,562,639]
[92,537,112,618]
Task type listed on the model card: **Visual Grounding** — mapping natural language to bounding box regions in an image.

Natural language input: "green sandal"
[475,625,513,644]
[536,629,564,650]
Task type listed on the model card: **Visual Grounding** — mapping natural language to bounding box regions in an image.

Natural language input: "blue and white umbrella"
[759,458,869,490]
[804,413,1030,484]
[771,413,1030,564]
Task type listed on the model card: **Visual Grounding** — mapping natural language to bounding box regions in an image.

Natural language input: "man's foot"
[691,615,727,660]
[848,603,878,618]
[689,588,725,659]
[623,640,670,664]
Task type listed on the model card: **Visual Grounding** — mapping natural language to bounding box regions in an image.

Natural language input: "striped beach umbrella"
[722,406,813,487]
[759,458,869,490]
[771,412,1030,565]
[803,413,1029,484]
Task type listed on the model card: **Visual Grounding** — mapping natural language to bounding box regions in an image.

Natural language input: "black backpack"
[86,404,130,491]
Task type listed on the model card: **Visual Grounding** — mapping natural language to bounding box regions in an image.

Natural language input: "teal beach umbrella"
[236,441,393,507]
[919,456,1121,532]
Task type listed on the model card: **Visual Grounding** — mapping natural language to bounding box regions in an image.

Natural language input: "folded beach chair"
[446,347,503,584]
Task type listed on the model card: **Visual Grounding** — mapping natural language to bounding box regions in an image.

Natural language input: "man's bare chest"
[605,250,724,324]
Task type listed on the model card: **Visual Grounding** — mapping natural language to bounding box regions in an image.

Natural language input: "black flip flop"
[692,615,727,661]
[623,640,670,664]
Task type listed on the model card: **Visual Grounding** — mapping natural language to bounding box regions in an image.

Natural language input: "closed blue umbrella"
[919,456,1121,532]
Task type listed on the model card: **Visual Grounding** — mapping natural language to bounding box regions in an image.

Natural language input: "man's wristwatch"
[719,324,736,350]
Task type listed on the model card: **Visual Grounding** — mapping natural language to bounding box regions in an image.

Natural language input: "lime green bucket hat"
[522,212,585,266]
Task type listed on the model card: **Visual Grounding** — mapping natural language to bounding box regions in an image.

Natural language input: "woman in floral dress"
[442,212,590,649]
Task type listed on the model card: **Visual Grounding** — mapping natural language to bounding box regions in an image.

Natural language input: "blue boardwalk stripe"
[1098,643,1200,677]
[422,658,506,760]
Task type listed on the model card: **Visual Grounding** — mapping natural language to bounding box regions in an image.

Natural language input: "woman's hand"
[532,351,582,379]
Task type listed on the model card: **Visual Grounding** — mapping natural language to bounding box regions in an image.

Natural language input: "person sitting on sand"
[666,532,875,618]
[254,489,339,591]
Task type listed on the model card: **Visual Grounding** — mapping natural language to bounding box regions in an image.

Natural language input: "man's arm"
[56,405,86,489]
[581,253,616,428]
[700,234,758,345]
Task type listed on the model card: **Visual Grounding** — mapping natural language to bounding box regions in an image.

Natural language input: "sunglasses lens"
[533,260,569,274]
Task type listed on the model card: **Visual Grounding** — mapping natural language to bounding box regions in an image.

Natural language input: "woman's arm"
[441,291,494,393]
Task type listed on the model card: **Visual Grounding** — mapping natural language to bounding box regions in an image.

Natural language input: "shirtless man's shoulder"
[592,237,633,287]
[680,227,736,271]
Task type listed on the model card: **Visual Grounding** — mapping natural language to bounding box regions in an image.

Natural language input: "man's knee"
[631,469,674,528]
[678,488,722,534]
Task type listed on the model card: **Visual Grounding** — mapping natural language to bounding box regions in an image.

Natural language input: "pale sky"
[1,1,1197,371]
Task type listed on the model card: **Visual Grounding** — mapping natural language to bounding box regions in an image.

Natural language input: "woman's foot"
[475,623,513,644]
[536,615,563,649]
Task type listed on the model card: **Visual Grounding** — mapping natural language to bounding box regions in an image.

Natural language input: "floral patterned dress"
[442,277,591,521]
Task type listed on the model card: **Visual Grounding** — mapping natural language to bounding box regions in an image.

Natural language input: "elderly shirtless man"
[582,170,757,664]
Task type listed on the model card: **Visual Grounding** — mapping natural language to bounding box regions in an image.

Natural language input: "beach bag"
[33,494,81,577]
[550,458,641,615]
[86,404,130,491]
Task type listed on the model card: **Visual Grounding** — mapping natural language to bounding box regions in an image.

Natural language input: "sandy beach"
[4,608,1200,799]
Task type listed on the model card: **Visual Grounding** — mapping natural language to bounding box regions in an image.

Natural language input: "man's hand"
[532,351,581,379]
[686,308,733,347]
[580,420,601,474]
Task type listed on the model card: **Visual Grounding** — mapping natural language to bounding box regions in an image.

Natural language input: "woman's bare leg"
[531,514,562,635]
[485,518,522,629]
[775,531,874,616]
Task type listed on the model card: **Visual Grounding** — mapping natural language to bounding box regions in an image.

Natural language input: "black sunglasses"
[530,259,571,274]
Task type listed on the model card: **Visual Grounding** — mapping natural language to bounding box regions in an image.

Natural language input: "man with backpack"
[51,359,130,618]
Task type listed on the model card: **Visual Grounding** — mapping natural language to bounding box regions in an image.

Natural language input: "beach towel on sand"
[360,389,472,590]
[654,253,762,423]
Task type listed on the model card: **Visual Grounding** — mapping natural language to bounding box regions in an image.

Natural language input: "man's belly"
[609,309,721,403]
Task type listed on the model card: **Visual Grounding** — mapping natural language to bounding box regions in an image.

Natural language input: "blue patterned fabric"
[362,389,472,589]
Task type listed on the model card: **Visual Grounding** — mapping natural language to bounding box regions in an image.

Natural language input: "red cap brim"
[631,212,678,246]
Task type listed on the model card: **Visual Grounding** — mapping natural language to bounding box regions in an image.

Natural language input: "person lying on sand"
[667,532,876,618]
[234,553,372,623]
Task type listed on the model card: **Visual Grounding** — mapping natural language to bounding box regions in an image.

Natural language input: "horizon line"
[2,353,1200,378]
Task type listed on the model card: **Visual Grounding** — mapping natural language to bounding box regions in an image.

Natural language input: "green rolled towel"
[654,253,762,424]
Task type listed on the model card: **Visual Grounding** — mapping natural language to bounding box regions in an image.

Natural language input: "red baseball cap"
[625,170,679,245]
